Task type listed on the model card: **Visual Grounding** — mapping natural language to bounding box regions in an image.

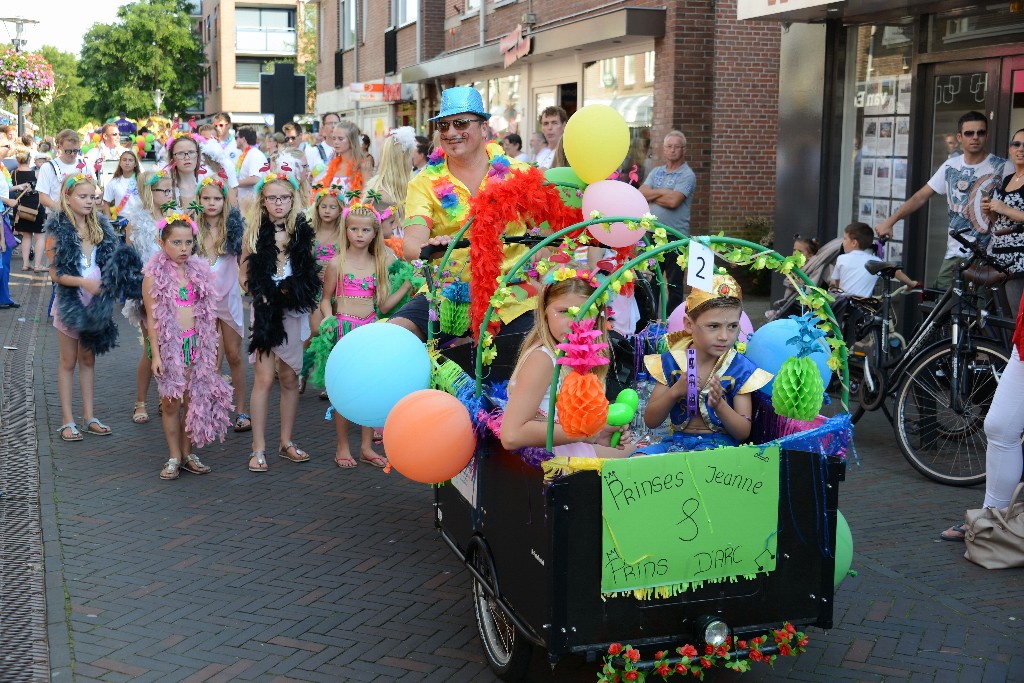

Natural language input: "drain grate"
[0,281,50,682]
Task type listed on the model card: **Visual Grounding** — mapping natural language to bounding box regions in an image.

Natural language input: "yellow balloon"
[563,104,630,184]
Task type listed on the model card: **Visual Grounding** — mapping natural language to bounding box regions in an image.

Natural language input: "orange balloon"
[383,389,476,484]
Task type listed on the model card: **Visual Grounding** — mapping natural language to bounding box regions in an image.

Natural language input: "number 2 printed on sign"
[687,240,715,292]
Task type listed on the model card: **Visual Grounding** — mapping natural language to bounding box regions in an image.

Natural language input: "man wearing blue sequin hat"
[392,86,534,343]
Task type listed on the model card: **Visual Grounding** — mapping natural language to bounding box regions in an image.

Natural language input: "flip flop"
[939,523,968,542]
[279,442,310,463]
[359,454,388,468]
[181,453,211,475]
[160,459,180,480]
[233,413,252,432]
[83,417,112,436]
[58,422,83,442]
[335,456,358,469]
[248,451,268,473]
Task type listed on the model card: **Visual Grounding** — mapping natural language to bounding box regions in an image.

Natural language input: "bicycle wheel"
[894,340,1009,486]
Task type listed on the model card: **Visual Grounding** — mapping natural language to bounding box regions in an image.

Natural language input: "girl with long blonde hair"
[315,120,371,194]
[308,200,413,469]
[239,173,320,473]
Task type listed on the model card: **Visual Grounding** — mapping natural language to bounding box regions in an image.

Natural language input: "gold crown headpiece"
[686,272,742,314]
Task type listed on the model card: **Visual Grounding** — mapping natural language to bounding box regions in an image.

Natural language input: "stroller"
[766,236,844,320]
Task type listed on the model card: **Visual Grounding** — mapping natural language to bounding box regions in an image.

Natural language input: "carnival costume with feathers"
[245,213,321,354]
[47,210,143,355]
[144,250,234,447]
[222,206,245,258]
[121,203,161,326]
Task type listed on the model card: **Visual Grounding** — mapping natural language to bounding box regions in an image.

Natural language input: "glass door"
[919,60,999,285]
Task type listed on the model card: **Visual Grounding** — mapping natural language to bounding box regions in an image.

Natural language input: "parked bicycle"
[838,227,1016,486]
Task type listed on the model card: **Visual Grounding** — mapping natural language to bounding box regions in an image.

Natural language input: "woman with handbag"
[0,160,20,308]
[13,149,46,271]
[983,127,1024,317]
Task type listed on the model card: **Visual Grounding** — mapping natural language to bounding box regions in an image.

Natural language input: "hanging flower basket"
[0,48,56,102]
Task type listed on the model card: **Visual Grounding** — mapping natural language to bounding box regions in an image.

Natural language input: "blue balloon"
[325,323,431,427]
[744,317,832,394]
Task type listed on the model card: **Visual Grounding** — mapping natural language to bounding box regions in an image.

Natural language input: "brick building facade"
[311,0,782,236]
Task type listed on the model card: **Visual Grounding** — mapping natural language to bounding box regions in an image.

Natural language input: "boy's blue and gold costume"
[637,274,772,454]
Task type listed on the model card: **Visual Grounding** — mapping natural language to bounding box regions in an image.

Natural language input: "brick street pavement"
[1,259,1024,682]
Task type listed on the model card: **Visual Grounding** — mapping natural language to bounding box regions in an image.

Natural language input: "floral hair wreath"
[311,181,345,205]
[145,169,170,186]
[254,172,300,196]
[343,188,394,224]
[63,173,96,192]
[198,175,228,198]
[158,212,199,236]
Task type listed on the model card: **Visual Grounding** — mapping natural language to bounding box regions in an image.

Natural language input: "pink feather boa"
[144,251,234,448]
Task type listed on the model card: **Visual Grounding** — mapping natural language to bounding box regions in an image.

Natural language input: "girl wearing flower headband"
[142,213,233,480]
[46,173,141,442]
[239,172,320,473]
[309,199,414,468]
[501,271,634,458]
[195,176,250,432]
[122,169,174,425]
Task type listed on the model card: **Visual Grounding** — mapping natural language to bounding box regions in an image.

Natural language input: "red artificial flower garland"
[466,166,584,340]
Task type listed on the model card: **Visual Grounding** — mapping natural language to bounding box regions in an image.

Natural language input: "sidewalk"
[1,257,1023,682]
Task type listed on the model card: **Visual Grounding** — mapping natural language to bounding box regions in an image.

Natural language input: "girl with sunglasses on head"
[240,173,320,473]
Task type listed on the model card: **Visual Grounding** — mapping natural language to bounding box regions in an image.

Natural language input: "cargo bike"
[421,211,854,681]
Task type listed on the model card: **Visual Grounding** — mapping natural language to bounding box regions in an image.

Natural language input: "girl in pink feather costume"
[142,213,234,480]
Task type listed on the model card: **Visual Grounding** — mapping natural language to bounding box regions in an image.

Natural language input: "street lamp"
[153,88,164,115]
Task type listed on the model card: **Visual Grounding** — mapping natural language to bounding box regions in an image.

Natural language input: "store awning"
[402,7,665,82]
[739,0,943,23]
[609,94,653,126]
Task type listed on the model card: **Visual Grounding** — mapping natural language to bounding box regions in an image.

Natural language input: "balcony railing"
[235,27,297,54]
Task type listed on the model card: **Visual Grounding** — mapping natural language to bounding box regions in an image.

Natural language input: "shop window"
[584,51,654,183]
[488,75,522,136]
[836,23,914,263]
[927,6,1024,53]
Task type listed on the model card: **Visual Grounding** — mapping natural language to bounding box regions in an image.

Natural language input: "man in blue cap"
[392,86,533,342]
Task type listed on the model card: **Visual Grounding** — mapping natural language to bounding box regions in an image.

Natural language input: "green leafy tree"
[79,0,205,120]
[30,46,89,135]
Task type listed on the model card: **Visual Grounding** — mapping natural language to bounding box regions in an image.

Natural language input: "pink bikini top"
[337,273,375,300]
[175,282,197,308]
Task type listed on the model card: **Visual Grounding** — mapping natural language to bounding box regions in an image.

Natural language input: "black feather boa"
[46,211,143,355]
[225,206,244,257]
[245,213,321,354]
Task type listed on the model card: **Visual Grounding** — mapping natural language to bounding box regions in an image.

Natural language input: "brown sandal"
[278,442,310,463]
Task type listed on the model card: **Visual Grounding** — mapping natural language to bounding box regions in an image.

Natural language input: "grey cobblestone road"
[1,262,1023,682]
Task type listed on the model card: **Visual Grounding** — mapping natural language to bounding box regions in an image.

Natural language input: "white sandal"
[58,422,83,442]
[160,459,180,480]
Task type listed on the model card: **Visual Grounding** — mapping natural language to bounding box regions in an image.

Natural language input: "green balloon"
[146,133,155,143]
[834,510,853,588]
[615,388,639,412]
[543,166,587,190]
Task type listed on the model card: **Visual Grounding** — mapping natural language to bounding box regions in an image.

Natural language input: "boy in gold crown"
[638,273,772,454]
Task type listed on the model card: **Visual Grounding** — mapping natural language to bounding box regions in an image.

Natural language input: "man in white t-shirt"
[86,123,124,181]
[282,121,322,172]
[37,129,89,212]
[314,112,339,165]
[876,111,1008,289]
[213,113,240,169]
[534,105,566,169]
[235,127,269,203]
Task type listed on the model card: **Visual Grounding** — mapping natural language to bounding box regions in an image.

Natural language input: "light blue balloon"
[324,323,431,427]
[744,317,832,394]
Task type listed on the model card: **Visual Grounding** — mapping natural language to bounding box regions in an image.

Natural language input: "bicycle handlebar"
[948,227,1010,273]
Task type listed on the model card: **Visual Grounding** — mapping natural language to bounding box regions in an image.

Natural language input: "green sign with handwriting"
[601,445,780,597]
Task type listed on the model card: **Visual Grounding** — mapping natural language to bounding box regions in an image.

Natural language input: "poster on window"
[861,158,875,196]
[891,200,904,240]
[875,159,892,198]
[895,117,910,156]
[880,79,896,115]
[897,75,912,115]
[876,118,895,157]
[863,118,878,157]
[859,197,874,225]
[886,240,904,263]
[874,199,891,227]
[892,158,907,198]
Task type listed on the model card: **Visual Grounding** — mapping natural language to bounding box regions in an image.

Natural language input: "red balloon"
[383,389,476,484]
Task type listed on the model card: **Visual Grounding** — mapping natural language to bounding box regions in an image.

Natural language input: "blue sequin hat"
[429,86,491,122]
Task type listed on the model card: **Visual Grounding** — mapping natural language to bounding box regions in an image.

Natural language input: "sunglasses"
[435,118,482,132]
[1011,141,1024,148]
[62,148,81,155]
[961,129,987,138]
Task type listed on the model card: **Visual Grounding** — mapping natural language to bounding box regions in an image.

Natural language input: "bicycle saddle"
[865,260,901,278]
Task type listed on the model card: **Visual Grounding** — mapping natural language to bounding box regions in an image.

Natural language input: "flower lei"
[320,155,363,195]
[235,145,250,174]
[0,165,12,187]
[424,143,511,224]
[158,212,199,235]
[598,623,808,682]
